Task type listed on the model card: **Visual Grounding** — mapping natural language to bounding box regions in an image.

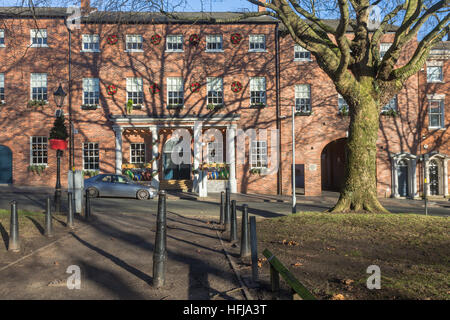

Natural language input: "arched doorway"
[321,138,347,191]
[162,137,191,180]
[0,145,12,184]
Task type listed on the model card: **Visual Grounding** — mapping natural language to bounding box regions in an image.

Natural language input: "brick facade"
[0,6,448,199]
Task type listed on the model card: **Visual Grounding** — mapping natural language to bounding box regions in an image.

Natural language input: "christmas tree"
[49,114,69,140]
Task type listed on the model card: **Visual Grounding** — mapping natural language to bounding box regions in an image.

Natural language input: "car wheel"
[137,189,149,200]
[87,187,99,198]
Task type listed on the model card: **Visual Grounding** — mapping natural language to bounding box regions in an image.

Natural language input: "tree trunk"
[331,86,389,214]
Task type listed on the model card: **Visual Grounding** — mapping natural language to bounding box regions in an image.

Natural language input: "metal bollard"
[220,191,225,225]
[45,196,53,237]
[250,216,258,283]
[85,189,91,221]
[67,192,74,229]
[153,190,167,288]
[230,200,238,242]
[240,204,250,258]
[8,201,20,252]
[225,187,231,229]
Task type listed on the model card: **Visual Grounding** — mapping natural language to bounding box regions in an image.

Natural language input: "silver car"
[84,174,157,200]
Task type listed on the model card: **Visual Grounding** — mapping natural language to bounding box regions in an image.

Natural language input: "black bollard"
[250,216,258,283]
[8,201,20,252]
[225,187,231,229]
[220,191,225,225]
[45,196,53,237]
[230,200,238,242]
[240,204,250,258]
[67,192,74,229]
[85,189,91,221]
[153,190,167,288]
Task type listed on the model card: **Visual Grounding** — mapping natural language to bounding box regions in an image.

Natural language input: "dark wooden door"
[0,145,12,184]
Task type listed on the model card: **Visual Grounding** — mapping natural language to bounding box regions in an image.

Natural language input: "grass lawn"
[257,212,450,300]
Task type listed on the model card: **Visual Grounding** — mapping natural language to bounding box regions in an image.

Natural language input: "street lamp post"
[53,84,67,213]
[292,105,296,213]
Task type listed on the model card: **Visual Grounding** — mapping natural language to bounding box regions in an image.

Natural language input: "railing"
[263,248,317,300]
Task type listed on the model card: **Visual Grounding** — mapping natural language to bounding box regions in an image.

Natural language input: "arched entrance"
[162,137,191,180]
[0,145,12,184]
[321,138,347,191]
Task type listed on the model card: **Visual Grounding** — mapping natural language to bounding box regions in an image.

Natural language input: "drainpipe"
[275,22,282,195]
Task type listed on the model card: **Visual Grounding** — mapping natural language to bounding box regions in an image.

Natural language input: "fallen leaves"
[257,258,267,268]
[281,239,300,246]
[331,293,345,300]
[292,262,303,267]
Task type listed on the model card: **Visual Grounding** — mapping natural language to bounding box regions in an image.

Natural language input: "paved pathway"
[0,207,245,300]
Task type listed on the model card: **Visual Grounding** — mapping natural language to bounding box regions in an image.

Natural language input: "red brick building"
[0,3,448,199]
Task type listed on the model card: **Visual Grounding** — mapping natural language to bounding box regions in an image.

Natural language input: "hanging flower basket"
[230,33,243,45]
[107,84,117,95]
[189,34,200,46]
[149,83,161,94]
[190,82,201,92]
[49,139,68,151]
[231,81,243,93]
[150,34,162,45]
[107,35,119,45]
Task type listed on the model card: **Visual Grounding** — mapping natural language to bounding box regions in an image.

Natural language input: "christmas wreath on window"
[107,35,119,45]
[150,34,161,45]
[149,83,161,94]
[189,34,200,46]
[107,84,117,95]
[231,81,243,93]
[190,81,201,92]
[230,33,243,45]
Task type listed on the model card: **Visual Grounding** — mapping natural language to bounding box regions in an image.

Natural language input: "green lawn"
[257,212,450,300]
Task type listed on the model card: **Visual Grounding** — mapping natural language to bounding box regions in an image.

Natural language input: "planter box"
[49,139,68,150]
[81,105,98,110]
[207,180,229,193]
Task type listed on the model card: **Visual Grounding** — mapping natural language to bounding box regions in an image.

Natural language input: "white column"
[150,126,160,189]
[227,124,237,193]
[193,121,203,194]
[443,158,449,197]
[411,158,418,198]
[392,159,399,198]
[113,126,123,174]
[425,160,430,196]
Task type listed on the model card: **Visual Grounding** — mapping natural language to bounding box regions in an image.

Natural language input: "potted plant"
[250,168,261,175]
[81,104,98,110]
[49,114,69,150]
[126,99,134,114]
[381,109,398,117]
[27,165,46,175]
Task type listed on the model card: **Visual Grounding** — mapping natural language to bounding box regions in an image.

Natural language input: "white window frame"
[206,34,223,52]
[380,43,391,58]
[30,29,47,47]
[30,136,48,165]
[130,143,146,164]
[249,34,266,52]
[426,66,443,83]
[294,45,311,61]
[126,77,144,105]
[166,35,183,52]
[207,77,223,106]
[295,84,311,113]
[0,29,5,47]
[382,95,398,112]
[83,142,100,171]
[167,77,184,107]
[0,73,4,103]
[250,140,268,169]
[83,78,100,106]
[250,77,266,105]
[30,73,48,101]
[125,34,143,52]
[428,99,445,129]
[82,34,100,52]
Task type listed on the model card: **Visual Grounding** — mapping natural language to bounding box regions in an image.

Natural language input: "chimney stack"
[81,0,96,15]
[258,0,267,12]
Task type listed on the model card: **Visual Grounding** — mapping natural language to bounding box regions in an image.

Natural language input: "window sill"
[205,49,224,53]
[165,50,184,53]
[428,127,446,131]
[124,49,144,53]
[0,44,5,48]
[80,50,101,53]
[248,49,267,53]
[426,80,444,84]
[294,59,312,62]
[30,45,49,48]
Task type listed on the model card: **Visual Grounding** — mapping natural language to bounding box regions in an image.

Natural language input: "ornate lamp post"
[52,84,67,213]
